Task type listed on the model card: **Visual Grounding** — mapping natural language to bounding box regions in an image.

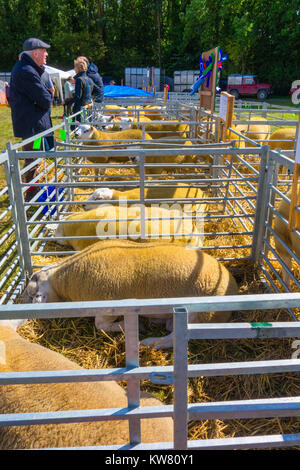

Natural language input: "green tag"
[69,118,72,123]
[33,137,41,149]
[250,322,272,328]
[60,129,67,141]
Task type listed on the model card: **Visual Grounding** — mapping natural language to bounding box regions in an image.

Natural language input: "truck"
[173,70,200,92]
[226,74,272,100]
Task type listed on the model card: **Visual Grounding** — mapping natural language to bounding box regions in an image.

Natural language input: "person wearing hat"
[10,38,53,201]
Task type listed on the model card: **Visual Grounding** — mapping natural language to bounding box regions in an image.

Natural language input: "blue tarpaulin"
[104,85,155,98]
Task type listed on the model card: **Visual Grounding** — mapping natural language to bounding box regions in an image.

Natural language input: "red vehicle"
[227,74,272,100]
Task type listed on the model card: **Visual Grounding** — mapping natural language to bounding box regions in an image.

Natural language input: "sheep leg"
[140,333,174,350]
[95,315,124,332]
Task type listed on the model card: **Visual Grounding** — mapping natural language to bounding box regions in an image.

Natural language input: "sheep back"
[48,240,238,322]
[267,127,296,150]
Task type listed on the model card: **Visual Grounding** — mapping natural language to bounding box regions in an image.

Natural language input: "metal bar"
[173,307,188,449]
[124,313,141,445]
[5,143,32,276]
[2,358,300,386]
[251,146,273,264]
[36,432,300,450]
[1,396,300,428]
[1,293,300,319]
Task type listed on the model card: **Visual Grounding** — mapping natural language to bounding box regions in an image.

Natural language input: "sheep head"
[26,268,60,303]
[83,188,114,210]
[74,124,95,140]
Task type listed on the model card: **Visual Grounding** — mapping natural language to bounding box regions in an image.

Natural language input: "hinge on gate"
[149,372,173,385]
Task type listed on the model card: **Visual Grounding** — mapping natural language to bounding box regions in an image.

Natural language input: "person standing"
[76,56,104,107]
[73,57,94,120]
[10,38,53,200]
[63,76,75,115]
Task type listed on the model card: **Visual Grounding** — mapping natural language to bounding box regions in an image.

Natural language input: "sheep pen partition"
[0,100,300,450]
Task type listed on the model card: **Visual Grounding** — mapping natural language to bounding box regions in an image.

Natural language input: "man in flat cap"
[10,38,53,201]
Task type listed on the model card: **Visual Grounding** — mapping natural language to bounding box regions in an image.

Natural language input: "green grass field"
[0,104,65,152]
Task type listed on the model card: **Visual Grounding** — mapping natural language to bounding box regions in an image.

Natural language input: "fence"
[0,98,299,450]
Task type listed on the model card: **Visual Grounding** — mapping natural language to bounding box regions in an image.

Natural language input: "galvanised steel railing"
[0,292,300,450]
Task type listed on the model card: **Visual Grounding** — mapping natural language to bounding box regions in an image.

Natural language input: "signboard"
[219,93,228,122]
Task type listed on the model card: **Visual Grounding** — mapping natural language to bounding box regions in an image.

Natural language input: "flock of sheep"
[0,102,298,449]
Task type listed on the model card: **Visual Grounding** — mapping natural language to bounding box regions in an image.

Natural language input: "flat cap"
[23,38,51,51]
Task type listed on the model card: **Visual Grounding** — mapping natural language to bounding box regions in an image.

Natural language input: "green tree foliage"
[0,0,298,93]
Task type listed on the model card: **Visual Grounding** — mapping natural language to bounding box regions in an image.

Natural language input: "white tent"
[44,65,75,102]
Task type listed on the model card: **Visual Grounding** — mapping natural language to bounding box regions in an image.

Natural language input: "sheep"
[74,124,153,180]
[103,104,129,118]
[233,116,270,147]
[53,201,205,251]
[0,321,173,449]
[74,125,196,175]
[144,139,198,174]
[74,125,153,164]
[267,127,296,152]
[82,184,206,214]
[132,117,190,139]
[25,239,238,348]
[139,105,165,121]
[93,113,114,130]
[273,189,300,288]
[104,116,135,131]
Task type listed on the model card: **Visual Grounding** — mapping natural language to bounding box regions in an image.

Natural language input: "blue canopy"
[104,85,155,98]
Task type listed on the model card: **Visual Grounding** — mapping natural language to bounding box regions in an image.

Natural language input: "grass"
[0,104,65,181]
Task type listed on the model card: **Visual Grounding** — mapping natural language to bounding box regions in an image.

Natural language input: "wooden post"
[163,85,168,101]
[288,113,300,231]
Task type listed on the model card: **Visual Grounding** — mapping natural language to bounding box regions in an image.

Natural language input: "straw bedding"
[17,206,300,449]
[14,137,300,449]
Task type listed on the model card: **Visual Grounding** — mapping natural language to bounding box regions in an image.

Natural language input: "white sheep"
[53,202,204,251]
[273,188,300,288]
[82,184,206,213]
[25,239,238,348]
[104,116,135,131]
[0,321,173,449]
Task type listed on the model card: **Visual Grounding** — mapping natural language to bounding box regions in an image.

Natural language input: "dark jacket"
[73,71,94,114]
[10,53,53,139]
[87,62,104,103]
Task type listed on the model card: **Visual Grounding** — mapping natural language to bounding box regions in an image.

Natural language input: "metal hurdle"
[0,293,300,450]
[0,98,299,450]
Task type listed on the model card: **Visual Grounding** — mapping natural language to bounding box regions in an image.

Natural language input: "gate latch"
[149,372,173,385]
